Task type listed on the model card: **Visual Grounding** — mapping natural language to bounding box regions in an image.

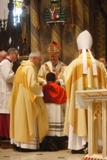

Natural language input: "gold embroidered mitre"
[47,41,61,55]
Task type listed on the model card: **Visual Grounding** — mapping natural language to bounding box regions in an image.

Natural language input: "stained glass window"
[13,0,23,26]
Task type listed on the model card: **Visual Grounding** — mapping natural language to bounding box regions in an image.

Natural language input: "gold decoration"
[98,93,103,97]
[31,33,39,50]
[84,93,89,97]
[30,6,40,29]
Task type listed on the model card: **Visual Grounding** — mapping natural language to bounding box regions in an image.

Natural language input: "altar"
[75,89,107,160]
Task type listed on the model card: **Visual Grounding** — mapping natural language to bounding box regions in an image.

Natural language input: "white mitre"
[77,30,97,75]
[77,30,93,50]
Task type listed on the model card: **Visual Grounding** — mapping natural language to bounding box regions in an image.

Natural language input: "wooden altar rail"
[76,89,107,160]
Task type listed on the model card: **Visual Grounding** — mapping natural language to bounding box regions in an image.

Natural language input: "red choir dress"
[42,82,67,137]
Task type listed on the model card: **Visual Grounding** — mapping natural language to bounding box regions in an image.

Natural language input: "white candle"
[87,68,91,88]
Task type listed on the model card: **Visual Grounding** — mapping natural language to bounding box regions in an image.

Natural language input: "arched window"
[13,0,23,26]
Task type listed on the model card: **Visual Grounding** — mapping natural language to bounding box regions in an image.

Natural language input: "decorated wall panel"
[94,0,107,60]
[30,0,90,65]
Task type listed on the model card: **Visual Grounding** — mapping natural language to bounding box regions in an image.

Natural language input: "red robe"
[42,82,67,104]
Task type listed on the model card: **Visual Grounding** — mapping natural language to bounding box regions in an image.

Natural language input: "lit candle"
[87,68,91,88]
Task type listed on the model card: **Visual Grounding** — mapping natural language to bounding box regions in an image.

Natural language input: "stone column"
[30,0,40,51]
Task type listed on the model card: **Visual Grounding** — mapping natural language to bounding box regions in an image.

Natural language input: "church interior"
[0,0,107,64]
[0,0,107,160]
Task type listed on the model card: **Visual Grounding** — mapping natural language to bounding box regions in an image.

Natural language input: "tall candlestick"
[87,68,91,88]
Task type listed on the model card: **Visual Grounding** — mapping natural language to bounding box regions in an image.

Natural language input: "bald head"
[0,50,7,62]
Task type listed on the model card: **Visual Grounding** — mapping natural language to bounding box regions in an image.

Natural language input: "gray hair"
[29,50,41,58]
[7,48,18,55]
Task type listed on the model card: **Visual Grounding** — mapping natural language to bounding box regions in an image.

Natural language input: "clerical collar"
[4,57,12,63]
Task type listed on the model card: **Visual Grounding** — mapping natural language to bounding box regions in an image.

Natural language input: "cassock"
[42,82,67,136]
[0,58,14,138]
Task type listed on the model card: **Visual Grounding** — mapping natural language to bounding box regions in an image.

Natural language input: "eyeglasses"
[12,53,19,58]
[13,53,18,56]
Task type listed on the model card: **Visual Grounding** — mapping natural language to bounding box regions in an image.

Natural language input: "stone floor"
[0,141,84,160]
[0,148,84,160]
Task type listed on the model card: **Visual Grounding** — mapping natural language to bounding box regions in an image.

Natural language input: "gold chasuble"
[8,60,49,143]
[63,52,106,137]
